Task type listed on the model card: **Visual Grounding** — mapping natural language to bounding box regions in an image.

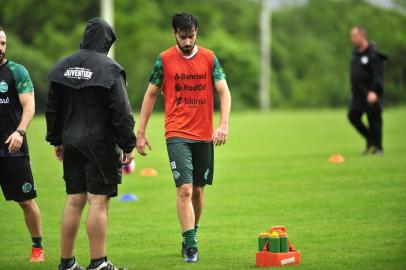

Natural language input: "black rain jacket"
[350,43,388,103]
[45,18,136,184]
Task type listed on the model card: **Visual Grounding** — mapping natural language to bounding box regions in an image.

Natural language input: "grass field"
[1,107,405,270]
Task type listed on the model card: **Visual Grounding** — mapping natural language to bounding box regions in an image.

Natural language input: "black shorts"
[0,156,37,202]
[63,147,117,197]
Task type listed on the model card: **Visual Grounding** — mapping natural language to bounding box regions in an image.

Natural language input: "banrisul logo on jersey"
[174,73,207,80]
[173,73,207,92]
[0,80,8,93]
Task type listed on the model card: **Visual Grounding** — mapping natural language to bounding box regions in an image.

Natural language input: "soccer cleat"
[372,148,384,156]
[59,260,86,270]
[86,260,127,270]
[184,247,199,263]
[363,146,375,155]
[30,247,45,262]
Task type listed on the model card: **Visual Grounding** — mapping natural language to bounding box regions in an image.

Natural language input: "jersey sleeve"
[212,55,226,83]
[149,55,164,87]
[13,64,34,94]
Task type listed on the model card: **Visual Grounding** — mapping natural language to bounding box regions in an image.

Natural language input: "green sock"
[194,224,199,235]
[182,229,197,248]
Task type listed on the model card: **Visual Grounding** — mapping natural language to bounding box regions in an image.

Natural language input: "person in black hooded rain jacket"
[348,26,388,155]
[45,18,135,270]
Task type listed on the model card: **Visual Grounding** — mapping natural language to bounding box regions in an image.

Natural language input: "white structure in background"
[270,0,307,10]
[101,0,115,59]
[260,0,271,111]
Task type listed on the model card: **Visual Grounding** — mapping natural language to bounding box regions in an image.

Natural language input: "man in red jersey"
[136,12,231,263]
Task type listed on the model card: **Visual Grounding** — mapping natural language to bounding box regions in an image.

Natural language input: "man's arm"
[45,82,62,145]
[45,82,64,160]
[136,83,160,156]
[213,79,231,146]
[137,55,163,156]
[367,53,383,104]
[6,92,35,153]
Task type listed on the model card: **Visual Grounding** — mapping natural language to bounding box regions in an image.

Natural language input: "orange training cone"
[139,168,159,176]
[329,154,345,164]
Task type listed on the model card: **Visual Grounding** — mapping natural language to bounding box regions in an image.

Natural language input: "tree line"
[1,0,405,112]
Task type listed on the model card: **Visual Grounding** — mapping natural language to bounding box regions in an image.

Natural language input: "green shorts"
[166,137,214,187]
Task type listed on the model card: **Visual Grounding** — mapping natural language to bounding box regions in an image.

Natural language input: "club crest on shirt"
[22,182,33,193]
[204,169,210,180]
[0,81,8,93]
[173,171,181,179]
[361,56,369,65]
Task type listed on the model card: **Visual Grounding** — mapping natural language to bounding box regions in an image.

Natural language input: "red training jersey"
[160,46,216,140]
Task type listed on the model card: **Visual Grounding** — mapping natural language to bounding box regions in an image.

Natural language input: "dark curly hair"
[172,12,198,33]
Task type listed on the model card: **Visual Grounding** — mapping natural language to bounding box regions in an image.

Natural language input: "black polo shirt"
[0,60,34,157]
[350,44,385,102]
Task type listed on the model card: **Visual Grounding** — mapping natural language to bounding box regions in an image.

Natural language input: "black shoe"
[181,240,187,257]
[86,261,127,270]
[363,146,375,155]
[372,148,384,156]
[184,247,199,263]
[59,260,85,270]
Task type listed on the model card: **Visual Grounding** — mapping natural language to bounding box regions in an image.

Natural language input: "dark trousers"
[348,101,383,150]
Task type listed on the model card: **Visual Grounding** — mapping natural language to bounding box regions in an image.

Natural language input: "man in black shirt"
[0,26,45,262]
[45,18,135,270]
[348,26,387,155]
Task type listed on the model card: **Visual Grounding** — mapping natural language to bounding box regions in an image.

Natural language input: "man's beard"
[176,39,195,55]
[0,51,5,64]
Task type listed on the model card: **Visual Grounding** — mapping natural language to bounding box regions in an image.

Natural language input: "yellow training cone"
[139,168,159,176]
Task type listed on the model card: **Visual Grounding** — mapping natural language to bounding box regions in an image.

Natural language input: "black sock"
[90,256,107,268]
[32,237,43,248]
[60,257,75,268]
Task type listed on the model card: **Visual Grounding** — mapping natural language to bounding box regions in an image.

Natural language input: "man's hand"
[136,131,152,156]
[54,145,63,161]
[122,151,134,165]
[212,122,228,146]
[5,131,24,153]
[367,91,378,104]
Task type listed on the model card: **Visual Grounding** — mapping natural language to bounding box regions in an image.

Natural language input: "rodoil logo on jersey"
[175,83,206,92]
[64,67,93,80]
[0,80,8,93]
[174,72,207,92]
